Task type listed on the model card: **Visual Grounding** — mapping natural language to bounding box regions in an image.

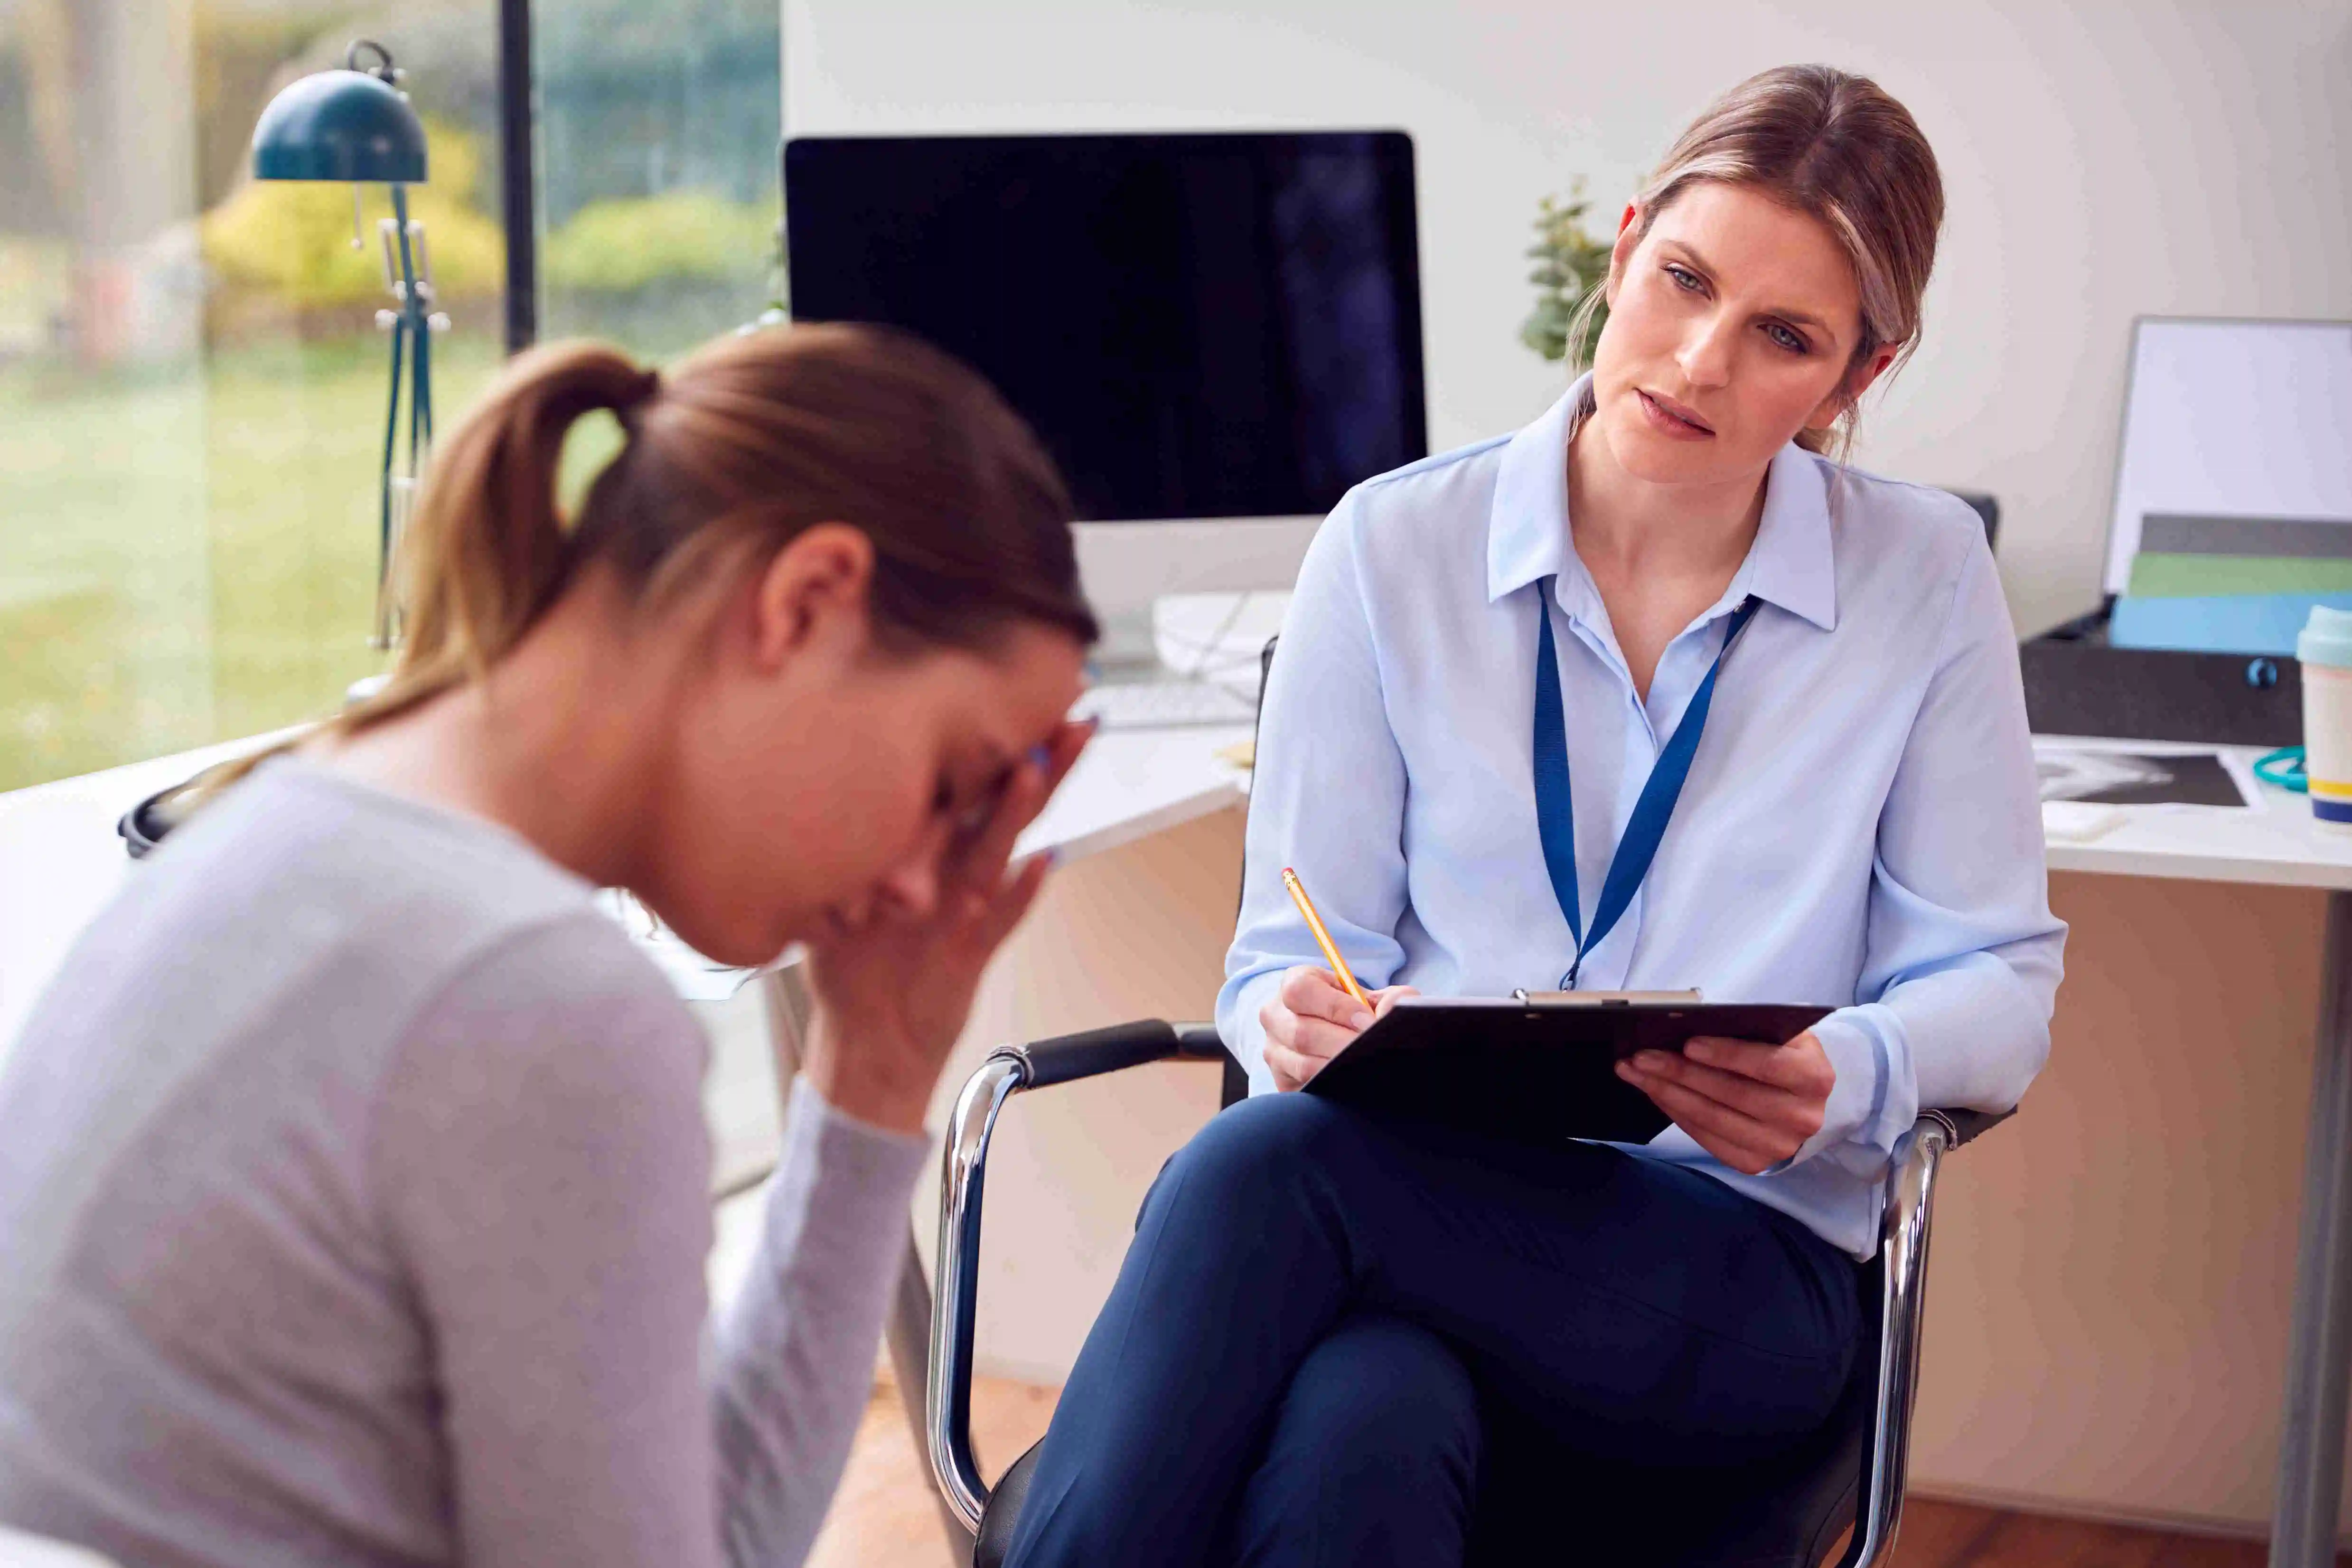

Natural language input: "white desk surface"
[3,724,2345,1052]
[2033,736,2352,892]
[0,724,1255,1050]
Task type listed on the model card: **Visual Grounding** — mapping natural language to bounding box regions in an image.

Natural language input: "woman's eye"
[1664,264,1703,293]
[934,780,982,834]
[939,768,1011,838]
[1765,322,1809,355]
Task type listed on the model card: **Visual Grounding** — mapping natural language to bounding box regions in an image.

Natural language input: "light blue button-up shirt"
[1217,381,2066,1258]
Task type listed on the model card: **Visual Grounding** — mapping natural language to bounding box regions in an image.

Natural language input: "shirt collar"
[1484,373,1839,633]
[1485,381,1584,605]
[1746,443,1838,631]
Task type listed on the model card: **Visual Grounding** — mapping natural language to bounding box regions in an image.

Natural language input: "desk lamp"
[250,39,447,649]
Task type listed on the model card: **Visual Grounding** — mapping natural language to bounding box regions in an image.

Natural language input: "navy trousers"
[1000,1092,1862,1568]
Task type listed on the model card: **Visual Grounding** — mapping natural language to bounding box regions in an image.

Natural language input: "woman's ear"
[1603,202,1643,306]
[1803,345,1899,434]
[747,523,876,671]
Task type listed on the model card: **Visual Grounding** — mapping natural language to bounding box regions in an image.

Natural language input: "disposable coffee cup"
[2297,605,2352,827]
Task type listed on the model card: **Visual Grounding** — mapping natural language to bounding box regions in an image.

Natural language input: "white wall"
[784,0,2352,637]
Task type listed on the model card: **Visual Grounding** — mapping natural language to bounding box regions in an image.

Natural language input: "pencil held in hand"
[1281,867,1373,1011]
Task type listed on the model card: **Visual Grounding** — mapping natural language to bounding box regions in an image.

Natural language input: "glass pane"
[0,0,503,790]
[535,0,783,361]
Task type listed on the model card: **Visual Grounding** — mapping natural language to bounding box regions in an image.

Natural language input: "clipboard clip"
[1510,988,1705,1008]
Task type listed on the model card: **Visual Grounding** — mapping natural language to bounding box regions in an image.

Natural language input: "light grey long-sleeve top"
[0,757,929,1568]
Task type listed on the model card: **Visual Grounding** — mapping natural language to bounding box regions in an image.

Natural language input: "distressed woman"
[0,323,1095,1568]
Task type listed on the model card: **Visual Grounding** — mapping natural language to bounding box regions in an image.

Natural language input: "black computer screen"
[783,131,1427,522]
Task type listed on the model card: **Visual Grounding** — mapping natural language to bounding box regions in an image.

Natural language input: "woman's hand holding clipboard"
[1613,1028,1837,1174]
[1276,869,1836,1167]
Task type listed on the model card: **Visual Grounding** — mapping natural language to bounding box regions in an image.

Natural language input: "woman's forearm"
[708,1077,929,1568]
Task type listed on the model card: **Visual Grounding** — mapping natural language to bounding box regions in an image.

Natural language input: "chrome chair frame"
[926,1019,2000,1568]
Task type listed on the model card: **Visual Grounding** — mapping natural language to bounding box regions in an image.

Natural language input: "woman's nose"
[877,858,942,920]
[1677,311,1737,388]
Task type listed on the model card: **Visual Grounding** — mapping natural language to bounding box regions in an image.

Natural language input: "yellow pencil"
[1281,866,1374,1011]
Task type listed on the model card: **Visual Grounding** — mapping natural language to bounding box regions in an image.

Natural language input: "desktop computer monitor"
[781,130,1427,639]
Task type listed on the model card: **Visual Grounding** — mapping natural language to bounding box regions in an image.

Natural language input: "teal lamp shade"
[251,69,427,183]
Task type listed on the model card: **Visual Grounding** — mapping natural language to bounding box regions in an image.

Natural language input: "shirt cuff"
[782,1075,933,1189]
[1780,1010,1899,1170]
[1219,969,1285,1097]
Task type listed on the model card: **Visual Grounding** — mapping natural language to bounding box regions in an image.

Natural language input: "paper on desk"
[2042,800,2127,843]
[2033,742,2252,808]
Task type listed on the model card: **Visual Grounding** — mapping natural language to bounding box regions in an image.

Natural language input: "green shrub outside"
[543,189,776,294]
[200,117,505,316]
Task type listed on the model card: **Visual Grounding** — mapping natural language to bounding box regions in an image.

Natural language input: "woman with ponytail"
[0,323,1097,1568]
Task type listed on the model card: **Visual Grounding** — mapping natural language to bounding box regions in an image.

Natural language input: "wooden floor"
[808,1368,2340,1568]
[1869,1502,2343,1568]
[806,1367,1056,1568]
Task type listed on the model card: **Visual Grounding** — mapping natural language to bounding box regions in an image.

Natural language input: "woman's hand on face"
[1614,1032,1836,1175]
[800,719,1092,1133]
[1261,967,1418,1092]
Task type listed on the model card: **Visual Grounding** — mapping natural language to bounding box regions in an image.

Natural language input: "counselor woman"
[1004,64,2066,1567]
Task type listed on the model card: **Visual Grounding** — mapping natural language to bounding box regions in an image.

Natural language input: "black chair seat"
[975,1442,1044,1568]
[1649,1259,1883,1568]
[971,1258,1882,1568]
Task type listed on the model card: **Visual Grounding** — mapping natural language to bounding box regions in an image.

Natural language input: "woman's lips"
[1638,389,1715,439]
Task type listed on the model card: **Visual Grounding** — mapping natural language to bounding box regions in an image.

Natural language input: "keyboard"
[1072,678,1257,730]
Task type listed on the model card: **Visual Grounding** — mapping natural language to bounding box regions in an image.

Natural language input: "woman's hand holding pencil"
[1261,867,1417,1091]
[1260,968,1418,1091]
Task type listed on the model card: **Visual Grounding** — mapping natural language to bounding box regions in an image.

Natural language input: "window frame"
[498,0,537,354]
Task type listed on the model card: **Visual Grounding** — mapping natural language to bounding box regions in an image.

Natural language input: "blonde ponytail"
[353,344,658,732]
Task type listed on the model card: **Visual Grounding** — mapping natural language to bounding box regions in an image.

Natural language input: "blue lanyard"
[1531,576,1761,988]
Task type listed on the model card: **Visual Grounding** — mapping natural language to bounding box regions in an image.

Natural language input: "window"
[0,0,781,792]
[536,0,784,357]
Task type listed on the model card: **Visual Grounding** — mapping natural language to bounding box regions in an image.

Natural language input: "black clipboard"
[1302,993,1834,1146]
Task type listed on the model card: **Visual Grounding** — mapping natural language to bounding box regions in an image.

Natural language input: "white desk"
[9,724,2352,1560]
[2030,742,2352,1567]
[0,723,1255,1051]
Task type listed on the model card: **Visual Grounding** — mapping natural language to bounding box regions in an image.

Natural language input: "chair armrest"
[1842,1102,2013,1568]
[1017,1019,1228,1087]
[1930,1106,2015,1147]
[927,1020,1228,1529]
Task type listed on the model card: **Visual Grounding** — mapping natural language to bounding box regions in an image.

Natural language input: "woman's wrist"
[796,1017,939,1135]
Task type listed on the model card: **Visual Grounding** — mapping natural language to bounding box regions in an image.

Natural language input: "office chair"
[1950,490,1999,553]
[931,1023,2007,1568]
[929,501,2017,1566]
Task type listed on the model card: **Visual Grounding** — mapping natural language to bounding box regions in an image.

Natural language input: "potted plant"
[1518,179,1613,370]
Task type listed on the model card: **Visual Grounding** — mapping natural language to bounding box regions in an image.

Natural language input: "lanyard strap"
[1531,577,1760,988]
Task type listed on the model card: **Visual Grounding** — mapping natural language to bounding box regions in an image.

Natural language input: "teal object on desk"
[2257,746,2310,794]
